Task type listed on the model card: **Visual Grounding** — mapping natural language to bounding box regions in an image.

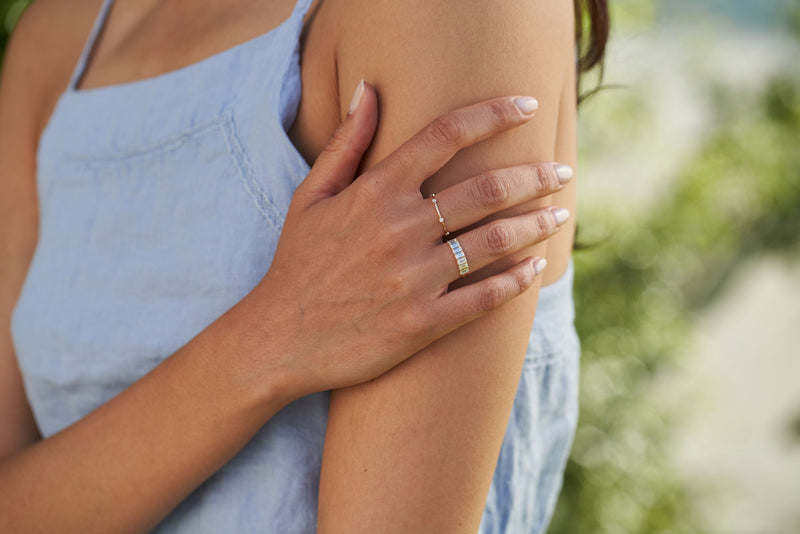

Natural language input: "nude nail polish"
[551,208,570,226]
[555,164,574,183]
[514,96,539,115]
[348,79,365,115]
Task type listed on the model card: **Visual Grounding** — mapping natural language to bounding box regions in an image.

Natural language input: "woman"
[0,0,607,532]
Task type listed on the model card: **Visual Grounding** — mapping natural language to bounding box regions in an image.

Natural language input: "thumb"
[299,79,379,205]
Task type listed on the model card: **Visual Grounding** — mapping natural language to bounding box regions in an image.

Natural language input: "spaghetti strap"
[291,0,314,20]
[67,0,115,91]
[284,0,314,41]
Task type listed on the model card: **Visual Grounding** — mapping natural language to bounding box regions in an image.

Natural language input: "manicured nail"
[348,79,365,115]
[551,207,570,226]
[533,258,548,275]
[514,96,539,115]
[555,164,574,183]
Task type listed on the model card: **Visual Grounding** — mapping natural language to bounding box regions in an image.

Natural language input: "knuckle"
[533,211,555,237]
[426,114,467,149]
[385,271,411,294]
[397,305,427,335]
[323,124,351,154]
[485,221,515,254]
[382,270,421,309]
[485,99,510,128]
[386,217,414,243]
[353,175,382,205]
[532,165,553,194]
[383,203,420,239]
[515,263,536,290]
[479,279,507,311]
[475,172,511,207]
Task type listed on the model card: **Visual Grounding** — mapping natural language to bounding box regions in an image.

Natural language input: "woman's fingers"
[295,80,379,207]
[372,96,539,191]
[425,162,573,237]
[428,207,569,285]
[426,256,546,339]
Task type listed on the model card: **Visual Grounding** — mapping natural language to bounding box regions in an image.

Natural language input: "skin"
[0,0,577,532]
[300,1,578,531]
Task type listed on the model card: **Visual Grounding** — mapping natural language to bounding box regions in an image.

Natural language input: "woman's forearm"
[0,293,291,534]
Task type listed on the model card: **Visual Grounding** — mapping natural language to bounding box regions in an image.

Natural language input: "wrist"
[223,284,307,416]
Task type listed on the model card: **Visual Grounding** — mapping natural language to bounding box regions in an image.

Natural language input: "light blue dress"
[10,0,580,531]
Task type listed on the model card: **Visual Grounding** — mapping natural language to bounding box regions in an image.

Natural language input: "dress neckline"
[67,0,311,99]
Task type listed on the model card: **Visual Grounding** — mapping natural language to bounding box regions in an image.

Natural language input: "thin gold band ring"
[430,194,450,237]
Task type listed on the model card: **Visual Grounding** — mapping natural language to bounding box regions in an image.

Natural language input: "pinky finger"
[428,256,547,338]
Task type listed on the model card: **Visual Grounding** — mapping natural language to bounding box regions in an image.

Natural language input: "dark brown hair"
[574,0,610,103]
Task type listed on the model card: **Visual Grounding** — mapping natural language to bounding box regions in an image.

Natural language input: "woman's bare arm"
[0,3,568,531]
[0,0,45,459]
[318,1,577,531]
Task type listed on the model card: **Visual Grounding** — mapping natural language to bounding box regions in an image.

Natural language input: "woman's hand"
[249,81,572,398]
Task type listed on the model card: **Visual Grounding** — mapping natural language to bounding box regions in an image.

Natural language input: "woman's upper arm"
[318,0,576,531]
[0,0,87,455]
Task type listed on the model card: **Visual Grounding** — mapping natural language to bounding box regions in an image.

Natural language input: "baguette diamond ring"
[446,238,470,277]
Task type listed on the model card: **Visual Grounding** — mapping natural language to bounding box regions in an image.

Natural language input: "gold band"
[430,194,450,237]
[447,238,470,277]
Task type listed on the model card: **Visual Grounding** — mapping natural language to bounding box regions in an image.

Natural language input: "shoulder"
[6,0,102,81]
[2,0,102,132]
[331,0,576,161]
[0,0,103,247]
[333,0,576,85]
[293,0,576,168]
[336,0,575,46]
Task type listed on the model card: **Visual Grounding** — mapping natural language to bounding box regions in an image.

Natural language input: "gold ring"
[447,238,470,277]
[430,194,450,237]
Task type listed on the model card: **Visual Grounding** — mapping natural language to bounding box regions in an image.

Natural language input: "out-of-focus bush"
[551,6,800,534]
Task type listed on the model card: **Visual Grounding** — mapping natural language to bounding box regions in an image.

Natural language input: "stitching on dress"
[64,116,228,161]
[221,110,287,232]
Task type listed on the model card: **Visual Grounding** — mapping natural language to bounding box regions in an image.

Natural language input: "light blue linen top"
[11,0,580,532]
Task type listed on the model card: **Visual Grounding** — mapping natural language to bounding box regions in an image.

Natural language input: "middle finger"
[425,162,573,238]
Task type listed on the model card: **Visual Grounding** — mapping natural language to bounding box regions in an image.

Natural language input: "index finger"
[369,96,539,192]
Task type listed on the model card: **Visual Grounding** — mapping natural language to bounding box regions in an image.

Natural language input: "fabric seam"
[221,110,288,232]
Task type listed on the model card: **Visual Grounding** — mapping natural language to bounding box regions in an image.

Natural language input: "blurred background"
[556,0,800,532]
[2,0,798,532]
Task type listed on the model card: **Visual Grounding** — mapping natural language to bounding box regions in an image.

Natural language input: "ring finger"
[428,206,570,285]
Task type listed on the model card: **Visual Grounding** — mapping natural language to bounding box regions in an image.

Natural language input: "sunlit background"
[558,0,800,532]
[2,1,798,533]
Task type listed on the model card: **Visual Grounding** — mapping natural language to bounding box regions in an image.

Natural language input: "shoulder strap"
[290,0,315,22]
[68,0,116,91]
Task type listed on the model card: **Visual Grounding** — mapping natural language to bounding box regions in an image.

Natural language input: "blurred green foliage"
[789,409,800,444]
[551,9,800,534]
[2,1,798,533]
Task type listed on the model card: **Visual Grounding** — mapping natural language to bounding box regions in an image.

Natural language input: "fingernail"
[533,258,548,275]
[555,164,574,183]
[514,96,539,115]
[551,207,570,226]
[348,79,365,115]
